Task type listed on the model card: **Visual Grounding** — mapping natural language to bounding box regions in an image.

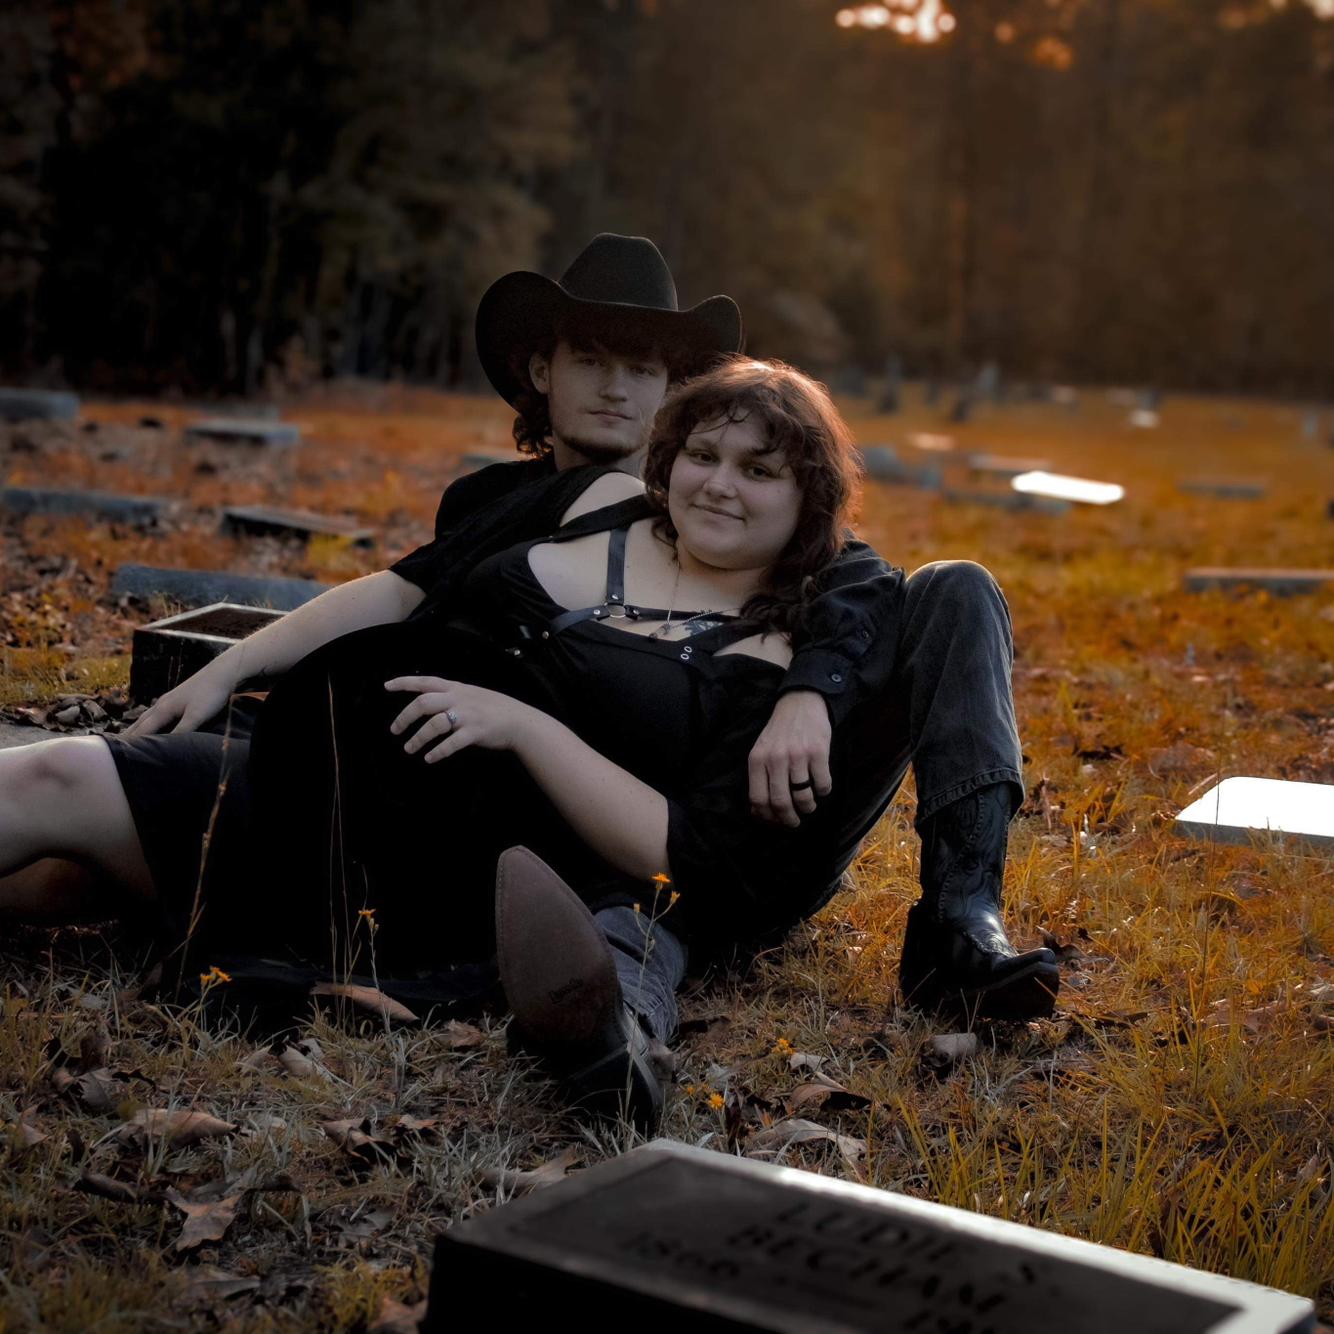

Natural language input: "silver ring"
[445,708,460,728]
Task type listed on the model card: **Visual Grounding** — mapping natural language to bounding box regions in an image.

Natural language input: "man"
[128,234,1055,1128]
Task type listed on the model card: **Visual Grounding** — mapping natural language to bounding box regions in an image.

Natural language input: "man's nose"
[599,366,630,399]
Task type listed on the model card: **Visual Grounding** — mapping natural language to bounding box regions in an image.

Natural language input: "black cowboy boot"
[495,847,671,1133]
[899,783,1059,1021]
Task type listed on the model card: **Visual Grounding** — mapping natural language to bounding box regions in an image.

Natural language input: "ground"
[1,383,1331,1331]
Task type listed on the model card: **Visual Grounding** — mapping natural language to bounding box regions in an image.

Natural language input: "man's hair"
[507,307,699,456]
[641,357,863,636]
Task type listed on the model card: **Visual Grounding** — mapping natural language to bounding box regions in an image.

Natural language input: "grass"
[1,382,1331,1329]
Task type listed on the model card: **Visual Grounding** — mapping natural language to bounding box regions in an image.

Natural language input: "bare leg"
[0,738,154,916]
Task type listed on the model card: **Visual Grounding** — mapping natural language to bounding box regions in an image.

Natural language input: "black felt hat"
[475,233,744,407]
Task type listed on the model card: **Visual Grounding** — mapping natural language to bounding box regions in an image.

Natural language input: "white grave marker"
[1175,777,1334,849]
[1011,470,1125,506]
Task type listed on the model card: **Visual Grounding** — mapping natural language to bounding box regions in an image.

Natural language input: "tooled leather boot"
[899,783,1059,1021]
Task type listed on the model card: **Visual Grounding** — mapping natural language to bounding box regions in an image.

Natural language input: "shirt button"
[829,672,843,683]
[541,631,550,640]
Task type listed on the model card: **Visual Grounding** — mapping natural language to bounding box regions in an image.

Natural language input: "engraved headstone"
[1177,479,1267,500]
[1,486,173,526]
[1184,568,1333,595]
[129,602,286,704]
[112,564,329,610]
[1011,471,1124,506]
[423,1139,1314,1334]
[1175,777,1334,850]
[221,504,373,548]
[184,418,301,447]
[0,388,79,422]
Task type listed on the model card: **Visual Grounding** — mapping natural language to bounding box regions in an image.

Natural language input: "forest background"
[2,0,1332,403]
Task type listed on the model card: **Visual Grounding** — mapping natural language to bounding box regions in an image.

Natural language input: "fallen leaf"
[8,1113,48,1154]
[787,1051,824,1073]
[53,1065,125,1114]
[277,1045,320,1080]
[78,1025,111,1071]
[321,1117,396,1167]
[370,1295,429,1334]
[1148,742,1217,777]
[166,1188,243,1253]
[1039,930,1085,963]
[76,1171,142,1204]
[786,1073,871,1115]
[746,1118,867,1176]
[920,1033,979,1073]
[436,1020,486,1050]
[179,1266,261,1307]
[478,1145,580,1196]
[387,1113,437,1139]
[309,983,418,1024]
[120,1108,238,1147]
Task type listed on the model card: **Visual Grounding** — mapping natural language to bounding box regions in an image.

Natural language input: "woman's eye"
[747,465,772,479]
[685,449,714,462]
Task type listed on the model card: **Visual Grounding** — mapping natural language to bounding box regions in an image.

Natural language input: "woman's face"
[667,413,802,571]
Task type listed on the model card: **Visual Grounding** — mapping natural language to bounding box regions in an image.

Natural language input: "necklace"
[646,555,739,640]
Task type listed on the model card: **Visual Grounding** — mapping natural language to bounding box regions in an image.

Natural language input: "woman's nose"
[703,467,738,494]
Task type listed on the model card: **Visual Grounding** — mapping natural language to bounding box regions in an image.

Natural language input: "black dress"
[103,493,851,976]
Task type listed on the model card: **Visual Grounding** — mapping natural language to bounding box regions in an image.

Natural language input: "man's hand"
[124,669,233,737]
[385,676,538,762]
[747,689,832,828]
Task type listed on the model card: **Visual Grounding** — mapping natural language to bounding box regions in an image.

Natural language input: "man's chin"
[560,435,645,468]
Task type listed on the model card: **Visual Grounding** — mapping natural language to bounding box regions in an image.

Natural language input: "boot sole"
[906,960,1061,1023]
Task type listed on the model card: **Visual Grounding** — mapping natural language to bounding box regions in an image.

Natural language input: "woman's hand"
[384,676,537,763]
[747,689,833,827]
[125,666,234,737]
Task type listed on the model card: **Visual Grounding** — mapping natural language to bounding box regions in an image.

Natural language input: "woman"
[0,359,864,996]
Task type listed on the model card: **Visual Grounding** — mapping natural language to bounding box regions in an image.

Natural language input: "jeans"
[605,559,1024,1042]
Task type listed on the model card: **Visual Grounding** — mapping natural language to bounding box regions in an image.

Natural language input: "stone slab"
[1012,471,1124,506]
[1177,479,1268,500]
[221,504,374,547]
[0,388,80,422]
[112,564,329,611]
[1,486,174,525]
[942,487,1071,515]
[905,431,955,453]
[1175,777,1334,850]
[184,418,301,447]
[424,1139,1314,1334]
[967,453,1052,479]
[859,445,942,489]
[1184,568,1333,595]
[129,601,286,703]
[0,721,55,750]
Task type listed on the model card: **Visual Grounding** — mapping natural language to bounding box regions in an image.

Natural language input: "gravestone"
[1184,568,1332,595]
[112,564,329,610]
[876,353,902,413]
[976,360,1001,403]
[221,504,374,548]
[967,454,1052,480]
[1,486,174,526]
[1128,409,1160,430]
[1175,777,1334,850]
[859,445,942,490]
[1011,471,1124,506]
[130,602,286,704]
[0,388,79,422]
[948,391,974,424]
[1177,479,1268,500]
[943,487,1071,516]
[184,418,301,447]
[423,1139,1314,1334]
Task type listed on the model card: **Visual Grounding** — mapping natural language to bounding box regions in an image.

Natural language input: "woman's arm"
[384,677,669,880]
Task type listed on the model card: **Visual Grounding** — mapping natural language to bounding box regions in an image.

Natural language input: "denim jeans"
[604,559,1024,1041]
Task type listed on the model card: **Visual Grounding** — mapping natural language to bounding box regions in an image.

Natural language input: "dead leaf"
[309,983,418,1024]
[277,1045,319,1079]
[920,1033,979,1073]
[1039,929,1085,963]
[179,1266,261,1307]
[478,1145,580,1196]
[436,1020,486,1050]
[120,1108,238,1147]
[786,1073,872,1115]
[1148,742,1217,777]
[321,1117,396,1167]
[76,1171,142,1205]
[787,1051,824,1073]
[53,1065,125,1114]
[746,1118,867,1176]
[387,1113,437,1139]
[78,1025,111,1071]
[8,1113,48,1154]
[166,1188,242,1253]
[370,1295,429,1334]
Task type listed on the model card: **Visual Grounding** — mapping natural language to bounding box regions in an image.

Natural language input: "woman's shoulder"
[715,630,793,670]
[558,469,646,525]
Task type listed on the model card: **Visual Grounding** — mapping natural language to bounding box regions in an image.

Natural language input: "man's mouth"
[590,410,631,421]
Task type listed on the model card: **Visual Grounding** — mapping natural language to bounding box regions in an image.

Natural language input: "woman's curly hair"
[507,308,700,456]
[641,357,863,636]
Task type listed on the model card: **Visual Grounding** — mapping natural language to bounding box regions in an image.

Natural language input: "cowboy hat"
[475,233,743,407]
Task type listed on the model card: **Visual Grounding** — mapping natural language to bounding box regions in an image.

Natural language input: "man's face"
[530,339,669,467]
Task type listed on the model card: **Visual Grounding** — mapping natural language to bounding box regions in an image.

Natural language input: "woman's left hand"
[384,676,536,763]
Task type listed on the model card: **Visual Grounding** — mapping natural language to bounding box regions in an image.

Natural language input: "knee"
[907,559,1004,608]
[7,738,110,805]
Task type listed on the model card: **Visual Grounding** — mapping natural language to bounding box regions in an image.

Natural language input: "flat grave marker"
[905,431,955,453]
[1175,777,1334,850]
[0,388,79,422]
[112,564,330,611]
[424,1139,1314,1333]
[221,504,374,548]
[859,445,942,489]
[1177,479,1268,500]
[1012,470,1125,506]
[130,601,286,704]
[943,487,1071,515]
[1,486,174,526]
[1184,568,1332,595]
[184,418,302,447]
[967,453,1052,480]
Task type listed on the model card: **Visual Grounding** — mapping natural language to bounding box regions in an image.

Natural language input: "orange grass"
[0,382,1331,1328]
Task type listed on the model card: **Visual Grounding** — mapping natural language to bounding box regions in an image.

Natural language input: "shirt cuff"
[778,650,860,726]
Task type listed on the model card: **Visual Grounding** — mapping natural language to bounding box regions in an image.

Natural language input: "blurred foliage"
[0,0,1331,394]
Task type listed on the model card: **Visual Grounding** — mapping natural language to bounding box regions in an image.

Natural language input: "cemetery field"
[1,385,1331,1330]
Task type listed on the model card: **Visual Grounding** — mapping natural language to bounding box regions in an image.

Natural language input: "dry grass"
[1,383,1332,1329]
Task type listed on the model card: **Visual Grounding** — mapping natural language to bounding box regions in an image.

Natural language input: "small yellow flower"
[771,1037,794,1056]
[685,1084,697,1095]
[357,907,376,920]
[668,890,680,907]
[651,872,671,887]
[632,902,642,914]
[198,965,231,986]
[708,1092,725,1111]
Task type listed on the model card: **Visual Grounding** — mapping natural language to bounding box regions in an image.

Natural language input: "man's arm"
[748,537,905,825]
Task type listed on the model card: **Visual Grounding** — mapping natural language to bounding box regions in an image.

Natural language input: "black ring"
[789,778,815,791]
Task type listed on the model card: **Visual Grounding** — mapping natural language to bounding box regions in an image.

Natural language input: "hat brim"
[475,270,744,408]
